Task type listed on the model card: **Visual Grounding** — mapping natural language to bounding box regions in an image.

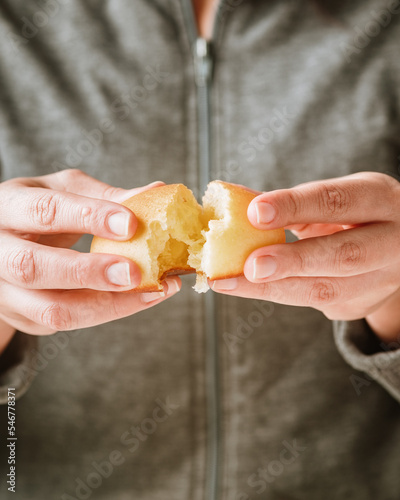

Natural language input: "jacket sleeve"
[0,331,38,404]
[333,319,400,403]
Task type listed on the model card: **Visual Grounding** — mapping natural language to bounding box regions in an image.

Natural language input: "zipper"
[193,37,213,196]
[181,2,221,499]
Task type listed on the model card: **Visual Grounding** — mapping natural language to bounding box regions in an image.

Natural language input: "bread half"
[191,181,285,292]
[90,181,285,293]
[91,184,203,292]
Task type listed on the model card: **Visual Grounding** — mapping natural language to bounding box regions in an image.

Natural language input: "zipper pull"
[193,38,213,87]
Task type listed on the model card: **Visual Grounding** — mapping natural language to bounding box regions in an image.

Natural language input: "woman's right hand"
[0,169,180,343]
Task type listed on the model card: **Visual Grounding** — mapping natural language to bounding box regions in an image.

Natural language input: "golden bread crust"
[91,184,194,292]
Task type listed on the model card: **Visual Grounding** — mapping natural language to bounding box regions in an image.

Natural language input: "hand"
[0,169,180,340]
[211,172,400,343]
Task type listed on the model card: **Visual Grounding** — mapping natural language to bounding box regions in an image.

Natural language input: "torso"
[192,0,219,38]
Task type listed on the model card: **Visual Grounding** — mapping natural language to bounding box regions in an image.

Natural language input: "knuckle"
[70,259,90,288]
[80,291,116,321]
[335,241,365,272]
[374,171,398,190]
[79,205,95,230]
[308,279,337,305]
[32,192,59,227]
[40,302,72,331]
[79,206,104,233]
[107,295,123,317]
[102,185,120,201]
[381,175,400,215]
[258,281,285,302]
[319,184,349,218]
[285,190,302,219]
[6,247,37,286]
[292,248,307,274]
[259,282,271,296]
[58,168,85,183]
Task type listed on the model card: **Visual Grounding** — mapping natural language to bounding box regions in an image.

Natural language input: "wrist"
[365,288,400,346]
[366,316,400,346]
[0,318,17,355]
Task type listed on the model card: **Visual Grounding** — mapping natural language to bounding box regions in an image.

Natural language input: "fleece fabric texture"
[0,1,400,499]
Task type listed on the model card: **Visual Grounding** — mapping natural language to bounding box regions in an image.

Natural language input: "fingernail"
[107,212,130,237]
[255,202,276,224]
[140,290,165,304]
[211,278,238,291]
[164,277,181,295]
[253,256,277,280]
[107,262,131,286]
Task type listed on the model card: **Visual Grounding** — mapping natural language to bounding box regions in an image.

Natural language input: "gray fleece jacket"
[0,1,400,499]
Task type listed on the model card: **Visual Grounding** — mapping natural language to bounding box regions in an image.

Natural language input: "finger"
[0,233,142,291]
[243,222,396,282]
[0,184,137,240]
[0,309,56,336]
[3,170,165,238]
[32,169,165,204]
[286,223,351,238]
[247,172,398,230]
[0,277,181,333]
[210,269,397,310]
[35,233,81,248]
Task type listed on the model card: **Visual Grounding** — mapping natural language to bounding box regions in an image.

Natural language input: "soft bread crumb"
[156,190,205,281]
[193,272,209,293]
[190,182,230,292]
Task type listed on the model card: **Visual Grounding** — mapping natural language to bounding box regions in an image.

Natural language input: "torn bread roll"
[90,181,285,293]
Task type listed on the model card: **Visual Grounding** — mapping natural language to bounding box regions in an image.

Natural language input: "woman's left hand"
[211,172,400,343]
